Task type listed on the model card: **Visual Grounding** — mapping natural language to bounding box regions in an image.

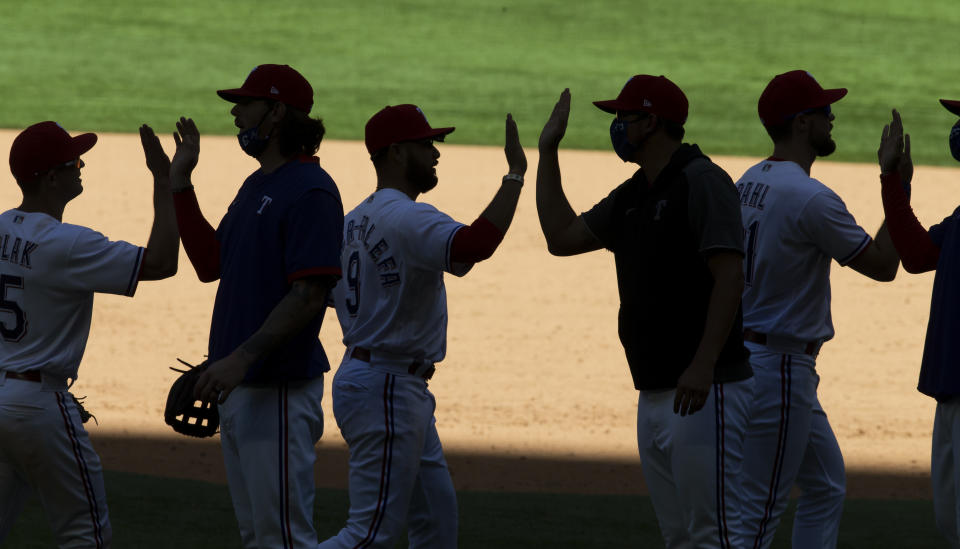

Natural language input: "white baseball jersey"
[0,209,144,381]
[736,160,870,343]
[333,189,470,364]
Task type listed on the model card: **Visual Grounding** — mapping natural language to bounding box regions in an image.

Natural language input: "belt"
[350,347,435,380]
[3,370,42,382]
[743,329,819,356]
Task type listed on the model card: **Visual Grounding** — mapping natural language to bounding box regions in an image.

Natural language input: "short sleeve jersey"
[582,144,752,391]
[0,209,143,381]
[333,188,468,365]
[211,158,343,383]
[916,206,960,399]
[736,159,871,343]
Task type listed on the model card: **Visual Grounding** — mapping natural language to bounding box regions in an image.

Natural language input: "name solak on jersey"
[0,233,38,269]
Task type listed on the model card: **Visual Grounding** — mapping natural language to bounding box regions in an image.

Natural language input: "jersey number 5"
[0,274,26,341]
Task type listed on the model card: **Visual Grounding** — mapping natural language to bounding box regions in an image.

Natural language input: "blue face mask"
[950,120,960,163]
[610,118,638,162]
[237,108,273,158]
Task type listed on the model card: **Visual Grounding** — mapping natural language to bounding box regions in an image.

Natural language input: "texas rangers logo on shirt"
[257,195,273,214]
[654,199,668,221]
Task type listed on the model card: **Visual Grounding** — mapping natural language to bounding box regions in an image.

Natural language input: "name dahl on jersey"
[345,215,400,287]
[0,234,38,269]
[736,180,770,210]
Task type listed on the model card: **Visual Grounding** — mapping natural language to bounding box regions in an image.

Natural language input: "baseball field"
[3,1,960,547]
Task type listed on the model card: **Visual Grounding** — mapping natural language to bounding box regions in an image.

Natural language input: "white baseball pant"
[637,376,754,548]
[319,356,457,549]
[218,375,325,549]
[740,343,845,549]
[0,375,111,548]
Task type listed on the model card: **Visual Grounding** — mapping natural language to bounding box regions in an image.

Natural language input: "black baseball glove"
[164,358,219,438]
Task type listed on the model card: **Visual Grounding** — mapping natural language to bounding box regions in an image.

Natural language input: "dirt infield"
[3,129,957,498]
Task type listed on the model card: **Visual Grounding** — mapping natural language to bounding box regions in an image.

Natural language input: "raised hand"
[139,124,170,179]
[899,132,913,192]
[171,116,200,182]
[504,113,526,176]
[878,109,906,174]
[539,88,571,151]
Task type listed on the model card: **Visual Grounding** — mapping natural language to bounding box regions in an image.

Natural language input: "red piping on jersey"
[287,266,343,284]
[450,216,504,264]
[172,189,221,282]
[765,156,787,162]
[880,171,939,273]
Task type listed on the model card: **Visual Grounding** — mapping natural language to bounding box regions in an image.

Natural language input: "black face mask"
[950,120,960,163]
[237,108,273,158]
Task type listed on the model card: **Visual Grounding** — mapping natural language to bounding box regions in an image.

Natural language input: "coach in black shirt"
[535,77,752,548]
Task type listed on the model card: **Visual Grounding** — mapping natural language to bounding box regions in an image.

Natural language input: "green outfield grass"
[3,470,949,548]
[1,1,959,166]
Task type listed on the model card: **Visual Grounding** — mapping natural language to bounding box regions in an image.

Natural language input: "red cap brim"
[217,88,266,103]
[941,99,960,116]
[810,88,848,109]
[71,133,97,158]
[593,99,630,114]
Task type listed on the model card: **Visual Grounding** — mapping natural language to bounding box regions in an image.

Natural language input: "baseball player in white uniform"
[0,122,179,547]
[736,71,900,548]
[320,105,525,548]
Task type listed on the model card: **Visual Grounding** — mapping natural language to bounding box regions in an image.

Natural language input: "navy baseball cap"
[758,70,847,126]
[940,99,960,116]
[217,64,314,113]
[9,121,97,183]
[364,104,455,156]
[593,75,689,125]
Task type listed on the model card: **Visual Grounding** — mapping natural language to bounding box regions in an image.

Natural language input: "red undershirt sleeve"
[172,189,221,282]
[880,171,939,273]
[449,216,505,264]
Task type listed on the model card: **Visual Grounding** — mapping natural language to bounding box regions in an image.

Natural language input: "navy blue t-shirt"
[919,206,960,400]
[209,157,343,383]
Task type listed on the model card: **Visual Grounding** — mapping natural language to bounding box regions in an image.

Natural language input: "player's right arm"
[449,114,526,264]
[138,124,179,281]
[169,117,221,282]
[536,89,602,257]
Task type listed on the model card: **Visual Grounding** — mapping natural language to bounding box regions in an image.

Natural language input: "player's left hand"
[139,124,171,179]
[674,360,713,416]
[194,349,254,404]
[504,113,527,176]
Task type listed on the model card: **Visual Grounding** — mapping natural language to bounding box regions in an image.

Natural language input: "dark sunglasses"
[794,105,832,118]
[615,111,650,123]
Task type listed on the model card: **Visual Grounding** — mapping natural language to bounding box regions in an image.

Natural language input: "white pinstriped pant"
[0,376,111,548]
[638,377,754,549]
[319,356,457,549]
[740,344,845,549]
[218,375,325,549]
[932,397,960,547]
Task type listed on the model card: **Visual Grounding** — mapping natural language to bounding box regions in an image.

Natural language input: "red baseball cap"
[758,70,847,126]
[217,64,314,113]
[9,121,97,183]
[593,75,689,125]
[940,99,960,116]
[364,104,455,156]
